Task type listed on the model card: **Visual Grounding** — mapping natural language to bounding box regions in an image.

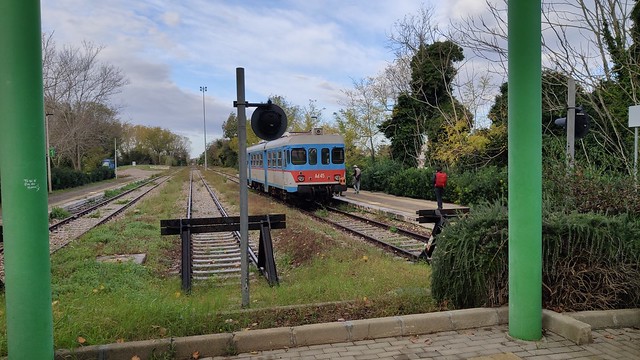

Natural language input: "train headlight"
[297,175,305,182]
[334,175,341,181]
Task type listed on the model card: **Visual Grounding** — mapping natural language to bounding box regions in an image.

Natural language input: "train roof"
[247,132,345,152]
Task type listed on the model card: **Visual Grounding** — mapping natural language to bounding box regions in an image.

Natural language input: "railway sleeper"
[192,254,240,260]
[192,239,237,245]
[192,248,240,255]
[191,240,237,246]
[193,268,241,275]
[192,242,238,248]
[192,274,247,282]
[192,262,241,269]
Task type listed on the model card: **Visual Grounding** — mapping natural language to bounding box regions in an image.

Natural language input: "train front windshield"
[290,146,344,165]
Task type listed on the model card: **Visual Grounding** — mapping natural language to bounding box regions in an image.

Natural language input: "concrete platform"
[333,189,467,227]
[54,308,640,359]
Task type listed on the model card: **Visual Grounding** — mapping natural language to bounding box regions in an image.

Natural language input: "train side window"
[321,148,330,164]
[291,148,306,165]
[332,147,345,164]
[285,150,289,166]
[277,151,282,167]
[309,148,317,165]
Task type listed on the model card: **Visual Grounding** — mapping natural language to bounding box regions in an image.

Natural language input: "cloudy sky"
[40,0,486,158]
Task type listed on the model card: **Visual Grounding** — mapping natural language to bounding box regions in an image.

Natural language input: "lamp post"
[200,86,207,170]
[45,112,53,193]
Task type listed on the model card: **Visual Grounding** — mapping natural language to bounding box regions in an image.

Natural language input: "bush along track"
[431,201,640,311]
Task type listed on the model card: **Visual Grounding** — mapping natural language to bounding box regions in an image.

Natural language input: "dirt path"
[0,166,167,222]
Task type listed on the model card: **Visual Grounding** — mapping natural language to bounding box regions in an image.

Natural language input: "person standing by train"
[352,165,361,194]
[433,166,447,210]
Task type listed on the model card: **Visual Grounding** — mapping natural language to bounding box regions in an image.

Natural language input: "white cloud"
[40,0,433,157]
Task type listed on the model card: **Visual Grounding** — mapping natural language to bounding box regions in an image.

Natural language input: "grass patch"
[0,166,436,355]
[104,179,148,199]
[49,206,71,220]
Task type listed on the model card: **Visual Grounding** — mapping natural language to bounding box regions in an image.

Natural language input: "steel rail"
[49,175,173,254]
[49,176,161,230]
[303,207,424,261]
[197,171,260,266]
[325,205,431,243]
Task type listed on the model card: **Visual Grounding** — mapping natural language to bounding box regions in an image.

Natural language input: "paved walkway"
[208,325,639,359]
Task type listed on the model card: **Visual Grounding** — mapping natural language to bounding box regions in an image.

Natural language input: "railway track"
[186,170,260,284]
[306,205,431,261]
[0,175,172,281]
[48,175,172,253]
[207,168,432,261]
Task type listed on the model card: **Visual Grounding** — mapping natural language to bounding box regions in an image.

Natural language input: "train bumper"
[333,184,347,192]
[297,184,346,197]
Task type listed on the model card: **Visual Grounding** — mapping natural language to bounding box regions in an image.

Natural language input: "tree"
[222,112,238,140]
[379,94,424,168]
[42,34,128,170]
[268,95,304,132]
[300,99,324,132]
[340,77,388,162]
[449,0,640,173]
[119,124,188,166]
[334,108,369,166]
[379,38,465,168]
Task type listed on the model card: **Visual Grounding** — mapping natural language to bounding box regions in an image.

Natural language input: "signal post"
[234,68,288,307]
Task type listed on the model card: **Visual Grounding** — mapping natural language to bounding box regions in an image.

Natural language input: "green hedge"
[0,167,114,202]
[52,166,115,190]
[431,201,640,311]
[358,162,507,206]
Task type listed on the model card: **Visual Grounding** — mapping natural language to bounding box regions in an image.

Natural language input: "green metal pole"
[0,1,55,358]
[508,0,542,341]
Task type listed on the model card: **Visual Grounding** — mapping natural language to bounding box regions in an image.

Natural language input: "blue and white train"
[247,129,347,200]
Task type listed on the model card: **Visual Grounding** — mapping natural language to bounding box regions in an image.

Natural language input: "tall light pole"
[200,86,207,170]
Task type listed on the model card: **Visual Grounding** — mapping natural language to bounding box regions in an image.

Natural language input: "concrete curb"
[542,309,593,345]
[55,307,640,360]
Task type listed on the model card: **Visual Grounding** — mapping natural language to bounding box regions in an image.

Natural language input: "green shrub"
[431,201,508,308]
[542,211,640,311]
[543,162,640,215]
[431,201,640,311]
[49,206,71,220]
[51,166,114,191]
[388,167,432,199]
[447,166,507,206]
[360,159,404,192]
[89,166,115,182]
[360,162,507,206]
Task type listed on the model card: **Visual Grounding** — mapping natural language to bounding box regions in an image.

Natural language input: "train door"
[263,149,269,192]
[247,153,252,186]
[274,149,284,190]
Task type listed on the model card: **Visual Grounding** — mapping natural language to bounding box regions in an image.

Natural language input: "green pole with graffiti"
[508,0,542,341]
[0,0,55,357]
